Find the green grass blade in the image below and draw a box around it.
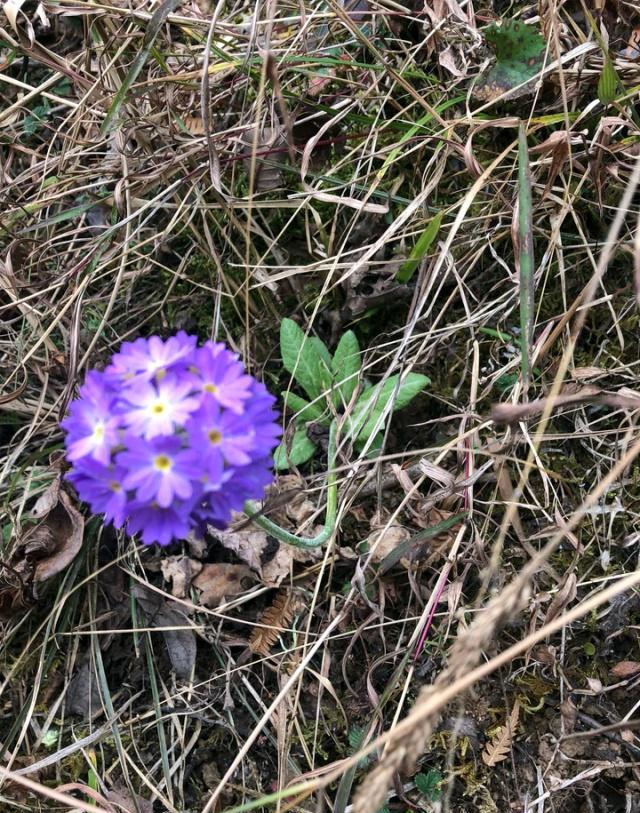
[101,0,181,134]
[396,211,443,284]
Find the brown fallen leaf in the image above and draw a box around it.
[609,661,640,680]
[67,660,102,719]
[106,785,153,813]
[214,525,318,586]
[482,699,520,766]
[241,126,285,192]
[132,585,197,679]
[192,563,255,608]
[249,589,297,655]
[364,524,411,564]
[17,487,84,584]
[161,555,203,599]
[544,572,577,625]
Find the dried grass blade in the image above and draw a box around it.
[517,122,535,390]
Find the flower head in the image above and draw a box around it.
[62,334,280,545]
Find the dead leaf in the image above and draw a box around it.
[214,525,317,586]
[241,126,285,192]
[132,585,197,678]
[482,699,520,766]
[30,477,61,519]
[3,0,27,32]
[609,661,640,680]
[560,697,578,733]
[249,589,297,655]
[192,563,255,608]
[17,488,84,584]
[544,573,577,624]
[161,555,203,599]
[586,677,603,694]
[67,660,102,720]
[365,524,411,564]
[106,785,153,813]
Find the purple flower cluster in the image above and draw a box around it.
[62,333,280,546]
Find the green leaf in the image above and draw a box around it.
[474,20,546,102]
[282,391,328,424]
[415,769,443,802]
[379,512,466,575]
[396,211,443,284]
[346,373,430,442]
[331,331,361,406]
[598,58,619,104]
[348,725,367,752]
[273,428,317,470]
[309,337,332,391]
[280,318,330,401]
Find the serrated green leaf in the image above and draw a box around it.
[598,58,619,104]
[282,391,329,424]
[331,331,361,406]
[280,318,329,401]
[396,211,443,284]
[415,769,443,801]
[348,725,366,752]
[474,20,546,102]
[273,428,317,470]
[346,373,430,442]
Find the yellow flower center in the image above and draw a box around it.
[154,455,172,472]
[109,480,121,493]
[152,403,165,415]
[203,383,218,394]
[155,369,167,381]
[207,429,222,445]
[94,424,104,440]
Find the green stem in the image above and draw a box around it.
[243,421,338,549]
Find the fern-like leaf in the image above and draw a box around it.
[249,590,295,655]
[481,700,520,766]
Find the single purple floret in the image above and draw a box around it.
[127,501,193,547]
[191,344,254,413]
[61,371,121,465]
[67,457,129,527]
[186,397,257,467]
[121,375,200,439]
[107,332,197,383]
[117,436,200,508]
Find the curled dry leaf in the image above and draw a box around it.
[241,126,285,192]
[214,524,318,586]
[67,660,102,720]
[161,555,203,599]
[16,485,84,584]
[192,563,255,608]
[544,573,577,625]
[559,696,578,733]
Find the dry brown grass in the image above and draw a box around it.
[1,0,639,810]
